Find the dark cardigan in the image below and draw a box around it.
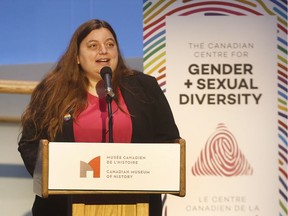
[18,72,180,216]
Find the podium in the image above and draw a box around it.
[33,139,186,216]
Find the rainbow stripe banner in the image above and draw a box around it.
[143,1,287,216]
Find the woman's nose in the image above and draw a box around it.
[99,44,107,54]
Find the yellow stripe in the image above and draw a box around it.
[256,0,275,15]
[146,59,166,75]
[144,51,166,70]
[278,55,288,65]
[235,0,257,7]
[277,16,288,27]
[143,0,166,21]
[278,105,288,112]
[144,0,177,24]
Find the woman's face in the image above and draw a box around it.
[78,28,118,84]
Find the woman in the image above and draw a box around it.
[18,19,180,216]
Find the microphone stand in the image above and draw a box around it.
[106,95,114,143]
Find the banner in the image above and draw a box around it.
[143,1,287,216]
[165,15,277,216]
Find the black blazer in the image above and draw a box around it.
[57,71,180,143]
[18,72,180,216]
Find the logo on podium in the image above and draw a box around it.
[80,156,101,178]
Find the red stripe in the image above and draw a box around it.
[144,22,165,40]
[181,7,245,15]
[144,1,262,33]
[277,23,288,34]
[279,167,288,179]
[278,120,288,130]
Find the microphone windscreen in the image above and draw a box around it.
[100,66,112,80]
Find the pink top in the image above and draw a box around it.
[73,90,132,143]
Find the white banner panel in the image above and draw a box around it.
[48,142,180,192]
[165,16,278,216]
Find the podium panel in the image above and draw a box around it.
[33,139,186,216]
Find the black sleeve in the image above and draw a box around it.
[148,75,180,142]
[17,123,44,176]
[121,72,180,143]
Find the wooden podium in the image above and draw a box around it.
[33,139,186,216]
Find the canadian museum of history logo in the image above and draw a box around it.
[192,123,253,177]
[80,156,101,178]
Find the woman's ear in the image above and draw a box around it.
[77,56,80,64]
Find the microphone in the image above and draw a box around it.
[100,66,115,98]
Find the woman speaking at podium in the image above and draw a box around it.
[18,19,180,216]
